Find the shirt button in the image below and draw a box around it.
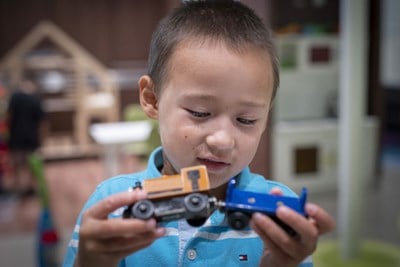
[187,249,197,260]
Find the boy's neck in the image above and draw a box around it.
[209,183,227,200]
[160,155,178,175]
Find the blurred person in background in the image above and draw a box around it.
[0,82,9,196]
[6,78,46,198]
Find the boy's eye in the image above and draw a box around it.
[237,117,257,125]
[185,109,210,118]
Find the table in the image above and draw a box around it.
[90,120,152,177]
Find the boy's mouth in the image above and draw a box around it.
[197,157,230,171]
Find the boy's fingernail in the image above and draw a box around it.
[252,212,264,222]
[146,219,156,229]
[155,227,166,236]
[306,203,318,215]
[136,190,147,198]
[278,206,290,216]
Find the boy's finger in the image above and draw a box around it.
[86,190,147,219]
[305,203,336,235]
[276,206,318,249]
[84,218,159,239]
[81,217,165,242]
[251,217,288,257]
[269,187,283,196]
[97,229,165,253]
[251,213,297,259]
[254,210,316,259]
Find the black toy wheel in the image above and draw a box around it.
[227,211,250,230]
[132,200,155,220]
[186,217,207,227]
[184,193,207,213]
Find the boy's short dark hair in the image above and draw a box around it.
[148,0,280,100]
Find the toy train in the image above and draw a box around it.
[123,165,308,235]
[221,178,308,236]
[123,166,217,227]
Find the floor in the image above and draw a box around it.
[0,149,398,266]
[0,154,146,266]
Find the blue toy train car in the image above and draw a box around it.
[221,179,308,236]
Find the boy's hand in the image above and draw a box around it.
[250,188,335,267]
[76,190,166,267]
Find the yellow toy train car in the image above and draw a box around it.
[123,165,217,227]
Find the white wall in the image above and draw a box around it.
[381,0,400,88]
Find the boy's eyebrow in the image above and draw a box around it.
[181,93,268,108]
[181,93,216,102]
[238,99,269,108]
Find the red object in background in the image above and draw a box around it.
[0,141,9,175]
[41,230,59,245]
[0,120,7,134]
[0,116,10,178]
[0,140,10,175]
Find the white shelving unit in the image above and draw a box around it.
[272,35,379,192]
[272,118,378,192]
[274,34,339,121]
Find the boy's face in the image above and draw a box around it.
[142,40,274,189]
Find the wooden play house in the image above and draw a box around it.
[0,21,120,158]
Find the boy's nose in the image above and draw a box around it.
[206,129,235,152]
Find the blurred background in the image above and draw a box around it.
[0,0,398,266]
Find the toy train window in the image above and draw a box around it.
[187,170,200,190]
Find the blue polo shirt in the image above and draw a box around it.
[63,147,313,267]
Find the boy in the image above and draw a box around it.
[64,1,335,266]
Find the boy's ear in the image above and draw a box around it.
[139,75,158,119]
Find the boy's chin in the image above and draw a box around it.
[208,173,232,187]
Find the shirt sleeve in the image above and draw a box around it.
[299,255,313,267]
[62,188,105,267]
